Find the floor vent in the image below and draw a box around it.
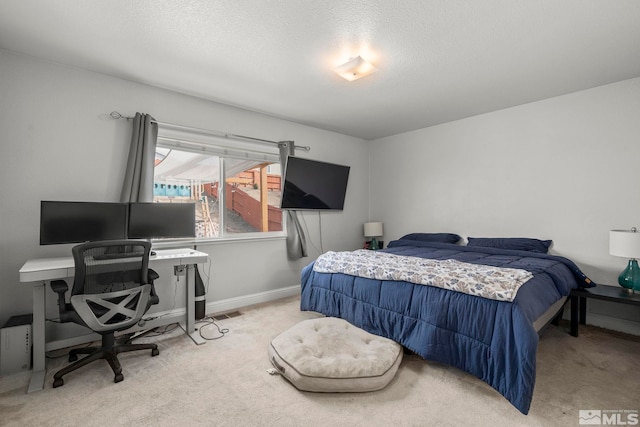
[211,311,242,321]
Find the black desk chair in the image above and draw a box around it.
[50,240,160,387]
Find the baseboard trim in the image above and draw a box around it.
[585,312,640,336]
[205,285,301,315]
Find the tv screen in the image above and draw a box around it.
[280,157,350,210]
[127,203,196,239]
[40,201,128,245]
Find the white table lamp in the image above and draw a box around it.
[609,227,640,293]
[364,222,383,250]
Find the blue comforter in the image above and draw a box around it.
[300,239,595,414]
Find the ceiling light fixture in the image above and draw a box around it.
[334,56,378,81]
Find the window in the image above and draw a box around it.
[153,127,283,240]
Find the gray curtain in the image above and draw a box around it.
[279,141,308,259]
[120,113,158,203]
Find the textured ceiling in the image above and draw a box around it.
[1,1,639,140]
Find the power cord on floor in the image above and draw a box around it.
[157,323,181,335]
[195,316,229,340]
[132,323,180,338]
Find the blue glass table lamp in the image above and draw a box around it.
[609,228,640,293]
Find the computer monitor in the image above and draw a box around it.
[40,201,128,245]
[127,202,196,239]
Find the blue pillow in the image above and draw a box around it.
[400,233,461,244]
[467,237,552,253]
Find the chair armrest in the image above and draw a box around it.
[148,269,159,283]
[50,280,76,321]
[147,269,160,305]
[50,280,69,311]
[50,279,68,295]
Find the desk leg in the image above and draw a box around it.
[179,264,205,345]
[570,294,579,337]
[28,282,47,393]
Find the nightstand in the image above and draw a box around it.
[570,285,640,337]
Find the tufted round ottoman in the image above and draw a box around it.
[268,317,403,393]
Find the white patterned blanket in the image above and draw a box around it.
[313,250,533,302]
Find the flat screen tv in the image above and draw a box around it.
[127,202,196,239]
[40,201,128,245]
[280,157,350,210]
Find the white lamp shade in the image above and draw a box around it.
[364,222,383,237]
[609,229,640,258]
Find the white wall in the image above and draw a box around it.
[3,48,637,335]
[370,78,640,333]
[0,50,369,326]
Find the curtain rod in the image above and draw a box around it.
[109,111,310,152]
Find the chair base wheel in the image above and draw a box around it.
[152,348,159,356]
[53,378,64,388]
[69,354,78,362]
[114,373,124,383]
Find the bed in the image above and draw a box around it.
[300,235,595,414]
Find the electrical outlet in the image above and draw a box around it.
[174,265,186,276]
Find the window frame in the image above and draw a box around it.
[153,126,286,244]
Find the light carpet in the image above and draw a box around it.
[0,296,638,427]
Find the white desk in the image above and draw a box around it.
[19,247,208,393]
